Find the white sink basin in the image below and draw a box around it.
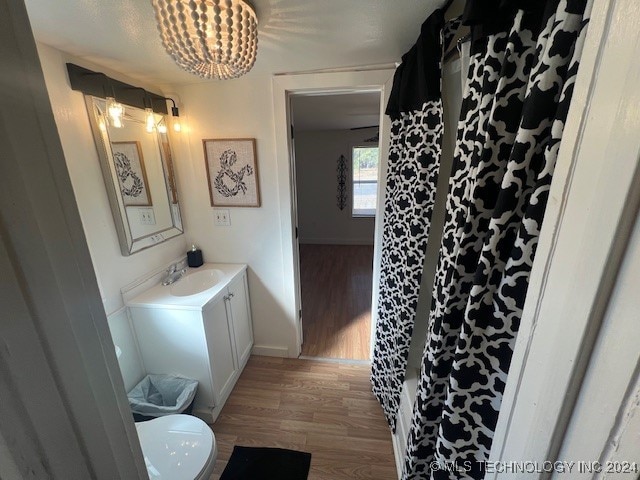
[170,269,223,297]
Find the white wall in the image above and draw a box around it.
[0,430,23,480]
[175,72,295,356]
[36,43,187,316]
[553,209,640,478]
[175,71,394,357]
[107,308,146,392]
[294,127,377,245]
[36,43,190,392]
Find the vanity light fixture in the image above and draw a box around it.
[67,64,169,116]
[66,64,179,133]
[166,98,182,133]
[151,0,258,80]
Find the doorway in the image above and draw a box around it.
[290,92,382,361]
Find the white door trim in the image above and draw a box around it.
[272,69,395,358]
[490,0,640,473]
[1,1,146,477]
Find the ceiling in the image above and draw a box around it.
[24,0,442,88]
[291,92,381,131]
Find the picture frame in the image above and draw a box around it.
[203,138,261,207]
[110,141,152,206]
[161,140,179,205]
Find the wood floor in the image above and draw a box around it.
[209,356,396,480]
[299,244,374,360]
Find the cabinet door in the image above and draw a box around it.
[228,273,254,367]
[202,297,237,404]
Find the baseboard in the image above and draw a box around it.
[251,345,289,357]
[298,355,370,365]
[391,378,416,479]
[392,429,404,480]
[299,238,374,245]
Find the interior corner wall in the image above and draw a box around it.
[294,127,377,245]
[36,42,187,317]
[173,73,298,356]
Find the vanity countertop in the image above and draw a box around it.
[126,263,247,311]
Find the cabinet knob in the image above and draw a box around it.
[229,292,235,299]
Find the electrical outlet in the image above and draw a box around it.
[150,233,164,243]
[139,208,156,225]
[214,208,231,226]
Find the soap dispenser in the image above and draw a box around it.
[187,244,204,268]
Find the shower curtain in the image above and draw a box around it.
[403,0,592,478]
[371,6,461,429]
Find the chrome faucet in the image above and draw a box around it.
[162,264,187,286]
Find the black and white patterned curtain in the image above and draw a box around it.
[371,6,461,429]
[404,0,591,478]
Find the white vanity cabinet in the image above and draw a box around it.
[127,264,253,423]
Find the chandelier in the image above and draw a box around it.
[151,0,258,80]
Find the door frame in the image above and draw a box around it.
[272,69,395,358]
[1,1,147,477]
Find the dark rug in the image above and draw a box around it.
[220,446,312,480]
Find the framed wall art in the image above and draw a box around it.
[110,141,152,206]
[203,138,261,207]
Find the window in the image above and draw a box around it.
[352,146,379,217]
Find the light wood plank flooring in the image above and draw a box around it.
[209,356,395,480]
[300,244,374,360]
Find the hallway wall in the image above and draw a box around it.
[294,127,378,245]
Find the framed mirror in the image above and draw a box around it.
[85,96,183,255]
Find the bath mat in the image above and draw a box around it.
[220,446,311,480]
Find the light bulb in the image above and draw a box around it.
[170,104,181,133]
[145,108,155,133]
[158,124,168,134]
[106,96,124,128]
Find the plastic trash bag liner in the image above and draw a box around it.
[128,374,198,417]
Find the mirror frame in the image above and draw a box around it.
[84,95,184,255]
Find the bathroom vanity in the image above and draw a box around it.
[127,263,253,423]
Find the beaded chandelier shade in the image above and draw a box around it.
[151,0,258,80]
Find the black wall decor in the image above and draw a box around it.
[336,155,347,210]
[66,63,168,115]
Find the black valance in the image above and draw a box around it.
[464,0,555,55]
[385,8,445,119]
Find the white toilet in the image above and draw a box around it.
[135,414,217,480]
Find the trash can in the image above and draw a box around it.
[128,374,199,422]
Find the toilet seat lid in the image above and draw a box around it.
[136,414,215,480]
